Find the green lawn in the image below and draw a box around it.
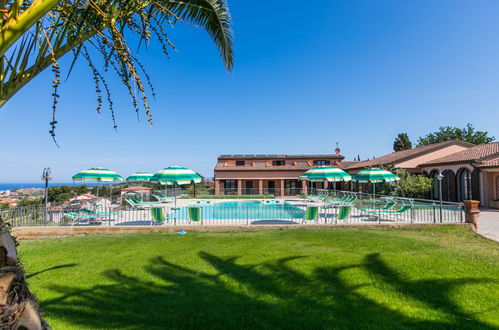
[19,226,499,330]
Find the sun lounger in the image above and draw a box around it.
[152,193,175,203]
[367,204,413,221]
[63,212,102,225]
[303,189,330,203]
[359,200,397,212]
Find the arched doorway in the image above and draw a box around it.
[458,168,472,201]
[442,169,457,202]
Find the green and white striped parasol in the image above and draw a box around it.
[352,168,399,200]
[72,168,123,182]
[352,168,399,183]
[126,172,153,182]
[299,166,352,182]
[72,168,123,198]
[151,166,202,185]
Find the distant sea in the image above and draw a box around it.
[0,182,117,191]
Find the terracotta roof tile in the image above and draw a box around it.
[339,161,358,169]
[422,142,499,166]
[346,140,474,170]
[477,155,499,168]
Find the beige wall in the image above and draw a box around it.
[397,145,470,169]
[215,170,306,180]
[481,170,499,206]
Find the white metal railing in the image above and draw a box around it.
[1,193,465,227]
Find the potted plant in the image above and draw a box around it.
[463,200,480,212]
[490,198,499,209]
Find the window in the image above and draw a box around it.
[223,180,237,195]
[235,160,245,166]
[272,160,285,166]
[313,160,331,166]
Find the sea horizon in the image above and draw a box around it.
[0,182,121,191]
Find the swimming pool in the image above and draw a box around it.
[171,200,305,221]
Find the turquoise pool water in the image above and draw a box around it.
[172,200,305,220]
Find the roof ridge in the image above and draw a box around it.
[346,139,473,169]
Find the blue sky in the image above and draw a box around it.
[1,0,499,182]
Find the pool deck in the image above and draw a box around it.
[477,208,499,242]
[12,222,475,240]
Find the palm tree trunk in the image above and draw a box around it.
[0,217,49,329]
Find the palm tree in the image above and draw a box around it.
[0,0,233,139]
[0,2,232,327]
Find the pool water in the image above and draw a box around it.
[172,200,305,220]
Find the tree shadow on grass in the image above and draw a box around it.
[26,263,78,279]
[40,253,497,329]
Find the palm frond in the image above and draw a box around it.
[0,0,234,139]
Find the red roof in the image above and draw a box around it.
[422,142,499,166]
[476,155,499,168]
[346,140,474,170]
[121,186,152,191]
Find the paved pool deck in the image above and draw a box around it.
[478,208,499,242]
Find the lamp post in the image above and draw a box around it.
[41,168,52,225]
[437,172,444,223]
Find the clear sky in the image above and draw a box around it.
[1,0,499,182]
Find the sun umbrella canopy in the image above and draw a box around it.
[126,172,153,182]
[72,168,123,182]
[299,166,352,182]
[352,168,399,183]
[151,166,202,185]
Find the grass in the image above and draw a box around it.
[19,226,499,329]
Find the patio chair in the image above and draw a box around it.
[188,207,201,223]
[151,207,166,225]
[303,206,319,223]
[335,205,351,223]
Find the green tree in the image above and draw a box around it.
[394,169,433,198]
[393,133,412,151]
[18,198,43,206]
[74,184,89,195]
[55,192,71,202]
[0,0,233,141]
[376,169,433,198]
[417,124,495,146]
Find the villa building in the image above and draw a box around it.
[419,142,499,206]
[214,140,499,207]
[214,154,344,196]
[344,140,474,174]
